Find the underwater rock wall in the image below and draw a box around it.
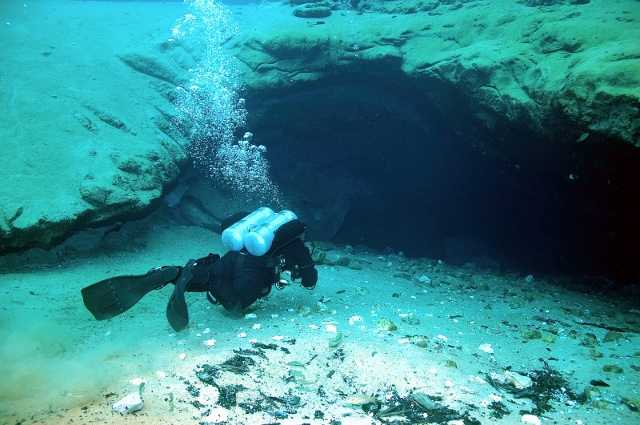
[227,0,640,279]
[2,0,638,268]
[231,0,640,153]
[0,2,192,253]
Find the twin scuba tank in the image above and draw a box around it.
[221,207,305,256]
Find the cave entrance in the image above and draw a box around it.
[245,82,637,282]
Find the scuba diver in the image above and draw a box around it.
[81,208,318,332]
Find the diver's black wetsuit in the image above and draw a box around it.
[185,238,317,315]
[80,214,318,331]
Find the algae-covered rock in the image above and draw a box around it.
[292,6,331,18]
[297,305,312,316]
[400,313,421,325]
[579,333,599,348]
[377,318,397,331]
[440,360,458,368]
[603,331,626,343]
[233,0,640,164]
[540,334,556,343]
[621,397,640,411]
[589,349,604,359]
[348,260,364,270]
[520,328,542,340]
[328,332,343,348]
[602,364,624,374]
[408,335,429,348]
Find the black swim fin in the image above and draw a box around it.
[81,266,180,321]
[166,259,197,332]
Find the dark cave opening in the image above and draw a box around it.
[246,82,639,284]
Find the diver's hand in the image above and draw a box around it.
[288,266,317,290]
[290,268,302,281]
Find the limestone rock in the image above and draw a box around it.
[504,370,533,390]
[293,6,332,18]
[0,3,191,253]
[232,1,640,148]
[113,392,144,415]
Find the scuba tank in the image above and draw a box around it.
[221,207,274,251]
[245,210,297,256]
[221,207,307,257]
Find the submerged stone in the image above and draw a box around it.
[377,317,397,331]
[292,6,331,18]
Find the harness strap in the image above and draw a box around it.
[234,251,247,277]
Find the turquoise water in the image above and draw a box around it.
[1,0,639,423]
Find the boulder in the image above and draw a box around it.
[292,6,332,18]
[0,2,192,253]
[231,1,640,148]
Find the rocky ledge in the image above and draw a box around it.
[0,2,191,253]
[1,0,638,265]
[232,0,639,150]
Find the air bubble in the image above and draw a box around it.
[171,1,281,204]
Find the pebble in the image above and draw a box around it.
[521,414,541,425]
[478,343,494,353]
[245,313,258,319]
[252,324,261,330]
[349,315,363,324]
[505,370,533,389]
[400,313,421,325]
[377,318,397,331]
[179,353,187,360]
[237,333,247,338]
[203,407,228,423]
[272,335,284,341]
[326,324,338,333]
[204,339,216,345]
[113,392,143,415]
[297,305,312,316]
[489,394,502,402]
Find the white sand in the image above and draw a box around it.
[0,208,638,424]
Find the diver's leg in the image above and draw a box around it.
[166,259,213,331]
[207,274,262,316]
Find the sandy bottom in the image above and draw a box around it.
[0,208,638,425]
